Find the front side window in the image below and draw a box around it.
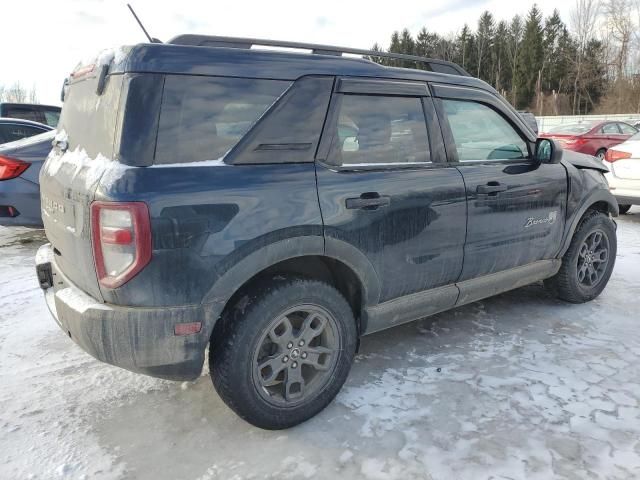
[156,76,290,164]
[328,95,430,166]
[442,99,528,161]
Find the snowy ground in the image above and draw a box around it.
[1,210,640,480]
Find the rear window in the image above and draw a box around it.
[3,106,44,124]
[155,76,290,164]
[58,74,123,160]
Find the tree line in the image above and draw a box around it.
[0,83,39,104]
[369,1,640,115]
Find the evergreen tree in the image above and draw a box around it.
[368,43,385,65]
[507,15,524,105]
[388,31,402,67]
[372,4,609,114]
[581,39,607,112]
[515,5,544,108]
[399,28,416,68]
[492,21,511,92]
[476,11,495,80]
[416,27,440,60]
[456,25,477,74]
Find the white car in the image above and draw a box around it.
[604,132,640,214]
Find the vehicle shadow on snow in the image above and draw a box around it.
[91,282,600,479]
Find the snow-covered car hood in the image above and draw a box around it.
[561,149,609,173]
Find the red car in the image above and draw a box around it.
[540,121,638,159]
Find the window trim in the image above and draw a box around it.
[431,84,535,165]
[337,77,430,96]
[316,79,442,171]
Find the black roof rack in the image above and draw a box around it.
[168,34,470,77]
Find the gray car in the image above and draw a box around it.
[0,127,54,226]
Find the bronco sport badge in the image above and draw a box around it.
[525,211,558,228]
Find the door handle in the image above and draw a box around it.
[346,193,391,210]
[476,183,508,195]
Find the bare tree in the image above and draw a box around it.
[0,82,32,103]
[28,85,38,104]
[603,0,633,78]
[570,0,601,113]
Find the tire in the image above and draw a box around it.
[596,148,607,160]
[618,204,632,214]
[545,210,616,303]
[209,277,357,429]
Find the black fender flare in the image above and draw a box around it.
[199,235,381,339]
[558,188,618,257]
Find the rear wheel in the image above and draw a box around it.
[618,204,632,214]
[210,277,357,429]
[596,148,607,160]
[545,210,616,303]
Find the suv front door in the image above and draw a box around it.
[315,78,467,328]
[432,84,567,282]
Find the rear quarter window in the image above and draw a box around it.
[155,76,290,164]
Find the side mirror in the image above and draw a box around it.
[60,78,69,103]
[535,138,562,164]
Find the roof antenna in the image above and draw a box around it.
[127,4,161,43]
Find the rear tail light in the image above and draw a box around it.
[560,137,586,148]
[91,202,152,288]
[604,149,632,163]
[0,155,30,181]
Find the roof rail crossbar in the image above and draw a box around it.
[168,34,470,76]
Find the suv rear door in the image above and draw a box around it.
[40,71,124,300]
[432,84,566,281]
[315,78,467,315]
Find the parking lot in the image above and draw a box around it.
[0,210,639,479]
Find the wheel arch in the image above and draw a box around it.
[201,236,380,342]
[558,189,618,257]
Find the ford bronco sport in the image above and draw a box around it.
[36,36,618,429]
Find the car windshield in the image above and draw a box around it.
[547,123,594,134]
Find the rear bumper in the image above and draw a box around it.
[606,175,640,205]
[36,243,218,381]
[0,176,43,226]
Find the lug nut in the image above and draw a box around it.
[287,342,293,349]
[301,352,307,359]
[298,340,305,347]
[292,362,298,368]
[282,356,289,363]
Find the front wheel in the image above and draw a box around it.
[210,277,357,429]
[596,148,607,160]
[545,210,616,303]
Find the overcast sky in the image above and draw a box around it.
[1,0,575,105]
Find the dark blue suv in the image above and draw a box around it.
[36,36,618,429]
